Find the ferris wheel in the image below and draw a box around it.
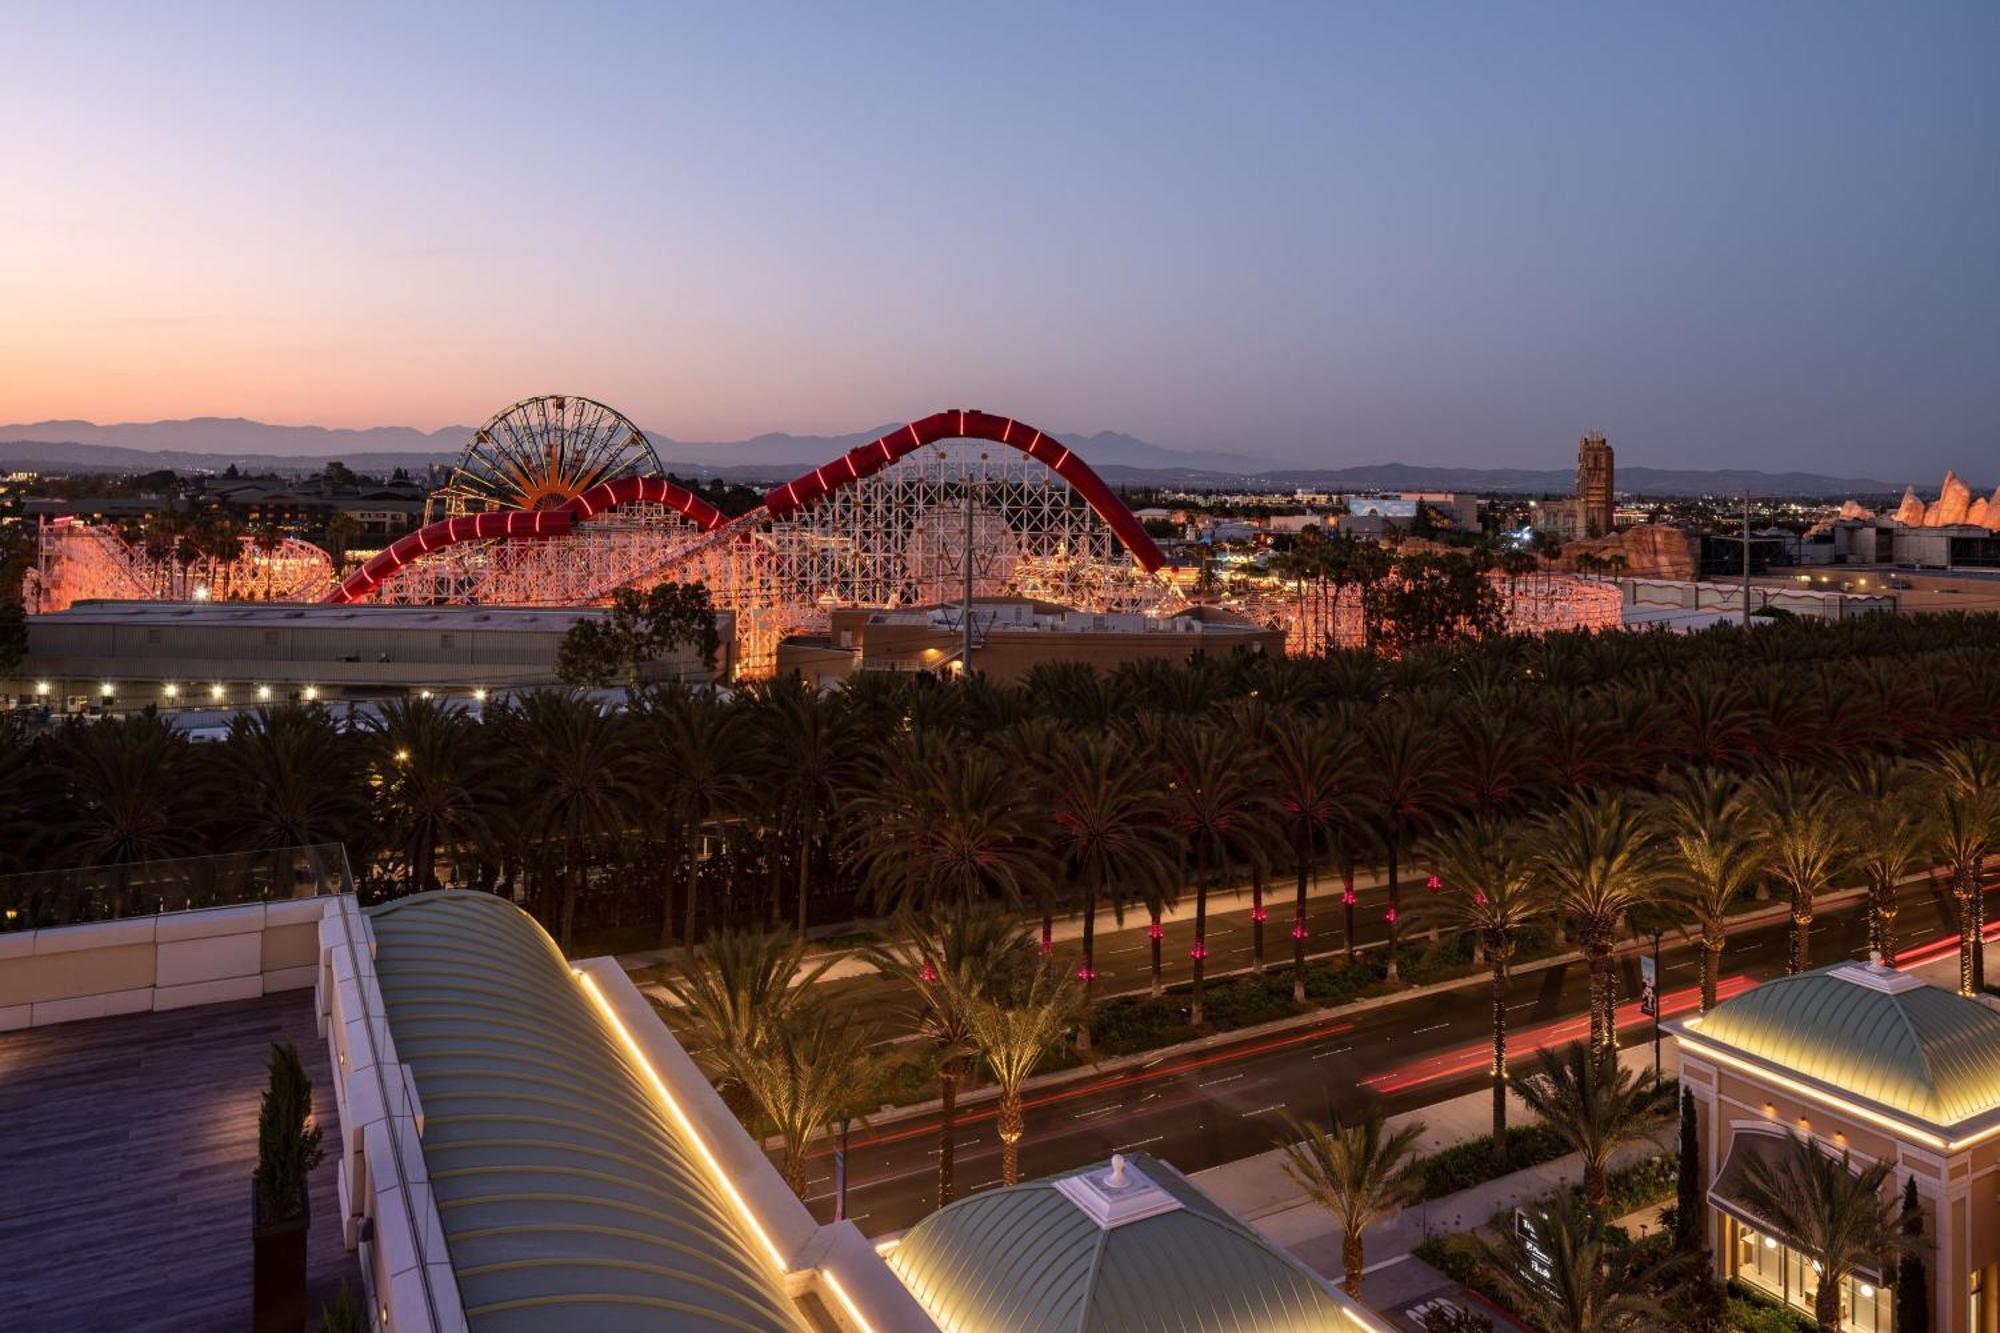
[428,395,664,521]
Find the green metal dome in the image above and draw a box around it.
[1686,961,2000,1129]
[887,1154,1375,1332]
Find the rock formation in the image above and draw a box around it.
[1553,524,1696,580]
[1855,472,2000,532]
[1894,486,1926,525]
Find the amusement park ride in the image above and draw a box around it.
[24,394,1622,675]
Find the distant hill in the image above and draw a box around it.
[0,415,1926,497]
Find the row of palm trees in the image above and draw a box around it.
[6,612,1999,973]
[1429,745,2000,1160]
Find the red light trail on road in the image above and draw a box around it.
[1364,974,1758,1095]
[816,1016,1358,1158]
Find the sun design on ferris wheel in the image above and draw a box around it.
[428,395,664,522]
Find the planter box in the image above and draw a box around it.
[251,1183,310,1333]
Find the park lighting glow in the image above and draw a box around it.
[473,687,488,702]
[210,684,225,700]
[1291,921,1309,941]
[1189,940,1208,961]
[419,689,434,700]
[163,683,179,698]
[256,685,272,700]
[99,682,114,697]
[34,680,49,696]
[191,584,210,601]
[394,749,410,763]
[303,686,319,700]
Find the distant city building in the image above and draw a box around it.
[1578,432,1615,538]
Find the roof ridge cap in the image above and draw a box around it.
[1890,987,1943,1122]
[1076,1224,1111,1333]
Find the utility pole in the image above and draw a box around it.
[961,454,980,674]
[1741,489,1752,628]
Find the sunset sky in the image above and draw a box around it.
[3,3,1996,471]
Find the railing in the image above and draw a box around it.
[0,843,352,932]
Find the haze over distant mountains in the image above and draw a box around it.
[0,415,1926,498]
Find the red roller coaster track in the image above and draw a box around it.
[762,409,1166,573]
[332,473,729,603]
[329,410,1161,604]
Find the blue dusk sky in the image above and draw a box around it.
[2,2,1995,474]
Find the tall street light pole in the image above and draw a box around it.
[1742,490,1752,629]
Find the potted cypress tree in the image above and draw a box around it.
[252,1040,325,1333]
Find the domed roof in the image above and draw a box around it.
[887,1153,1374,1333]
[1683,960,2000,1131]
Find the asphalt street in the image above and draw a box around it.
[803,878,1973,1237]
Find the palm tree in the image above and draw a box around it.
[503,690,641,951]
[863,907,1036,1206]
[209,704,363,852]
[1271,719,1361,1001]
[734,1004,872,1196]
[1475,1190,1665,1333]
[1655,768,1765,1013]
[659,925,835,1074]
[1515,1041,1670,1213]
[1845,755,1928,967]
[752,676,858,942]
[365,696,499,892]
[1041,734,1175,1026]
[1755,767,1852,976]
[1930,742,2000,994]
[48,713,208,866]
[1732,1133,1921,1333]
[640,688,756,948]
[1278,1104,1426,1299]
[1421,815,1548,1152]
[1536,791,1665,1057]
[847,735,1050,918]
[965,960,1083,1186]
[1164,723,1280,1025]
[1360,710,1452,982]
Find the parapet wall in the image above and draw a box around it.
[0,897,324,1030]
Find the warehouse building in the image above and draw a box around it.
[5,600,734,713]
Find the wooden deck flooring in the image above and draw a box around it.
[0,991,360,1332]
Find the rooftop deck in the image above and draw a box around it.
[0,991,359,1331]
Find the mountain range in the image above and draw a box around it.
[0,416,1927,498]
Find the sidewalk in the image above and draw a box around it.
[1192,1042,1681,1330]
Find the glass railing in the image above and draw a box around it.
[0,843,352,931]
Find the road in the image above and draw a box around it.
[802,878,1973,1237]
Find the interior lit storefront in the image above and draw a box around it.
[1724,1216,1892,1333]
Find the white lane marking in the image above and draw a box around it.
[1072,1104,1120,1121]
[1241,1103,1288,1117]
[1115,1135,1165,1152]
[1199,1074,1245,1088]
[1413,1023,1449,1034]
[1311,1046,1354,1060]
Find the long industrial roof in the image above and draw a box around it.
[366,891,805,1333]
[1684,961,2000,1131]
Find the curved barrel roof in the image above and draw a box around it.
[1688,961,2000,1130]
[888,1154,1371,1332]
[367,891,804,1333]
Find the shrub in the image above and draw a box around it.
[319,1282,368,1333]
[253,1040,325,1223]
[1725,1280,1818,1333]
[1413,1124,1568,1200]
[1606,1154,1678,1216]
